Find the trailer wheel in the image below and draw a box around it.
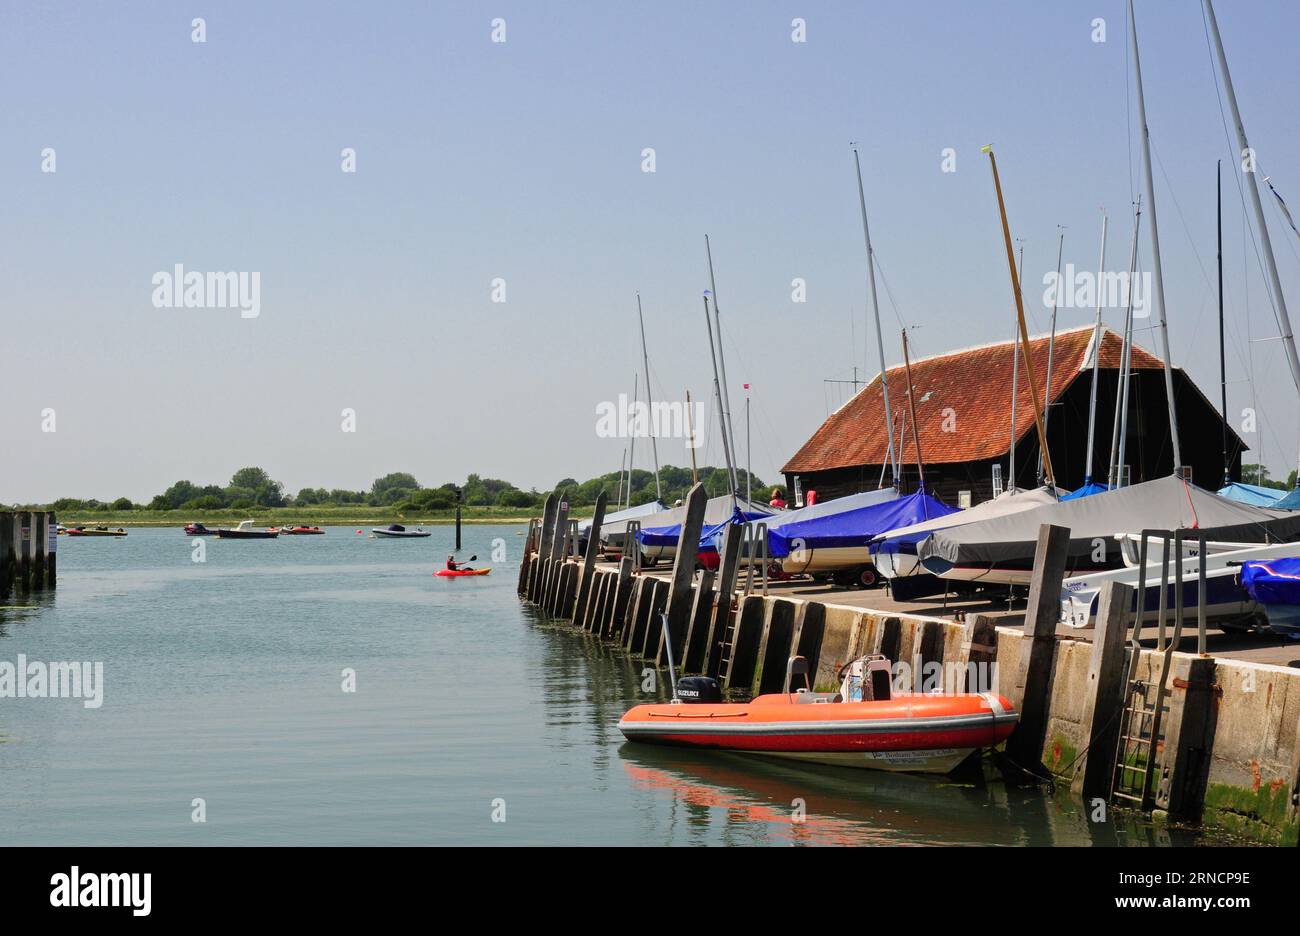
[857,566,877,588]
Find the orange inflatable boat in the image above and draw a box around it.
[619,654,1018,774]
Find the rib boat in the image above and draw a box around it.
[619,655,1017,774]
[371,524,431,539]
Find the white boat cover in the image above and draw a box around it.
[919,475,1300,568]
[870,486,1058,547]
[578,500,665,535]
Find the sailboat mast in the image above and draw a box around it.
[1218,161,1229,484]
[853,146,899,484]
[1009,248,1021,489]
[626,371,639,511]
[685,389,699,485]
[703,294,739,494]
[1083,211,1108,486]
[745,393,752,505]
[705,235,740,478]
[901,329,924,489]
[1128,0,1183,473]
[982,145,1056,487]
[1110,198,1142,488]
[1204,0,1300,480]
[1039,229,1065,485]
[636,292,663,501]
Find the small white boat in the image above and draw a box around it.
[371,524,431,539]
[1059,540,1300,630]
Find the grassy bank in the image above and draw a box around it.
[56,506,558,528]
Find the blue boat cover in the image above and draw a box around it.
[1273,487,1300,510]
[638,508,771,549]
[696,508,771,554]
[765,491,957,559]
[1060,481,1111,501]
[1218,481,1288,507]
[1240,557,1300,606]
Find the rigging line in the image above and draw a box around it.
[870,252,908,333]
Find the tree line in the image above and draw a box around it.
[52,465,771,513]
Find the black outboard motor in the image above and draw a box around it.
[674,676,722,704]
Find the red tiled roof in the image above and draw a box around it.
[782,326,1165,472]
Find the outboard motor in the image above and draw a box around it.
[674,676,722,704]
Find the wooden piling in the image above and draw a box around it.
[0,512,14,599]
[517,518,539,595]
[1005,523,1072,771]
[605,557,635,639]
[1073,581,1135,799]
[625,577,651,651]
[18,511,33,593]
[681,570,716,673]
[724,594,766,694]
[877,616,902,663]
[637,580,669,659]
[31,512,47,592]
[543,499,570,613]
[792,601,826,685]
[1156,656,1219,824]
[658,483,708,666]
[587,571,610,634]
[530,496,557,603]
[571,493,607,625]
[959,614,999,693]
[756,599,797,695]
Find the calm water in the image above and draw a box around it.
[0,525,1212,846]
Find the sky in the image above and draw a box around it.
[3,0,1299,503]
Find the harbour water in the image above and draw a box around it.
[0,525,1227,846]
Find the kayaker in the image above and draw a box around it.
[446,554,460,571]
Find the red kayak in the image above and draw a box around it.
[434,567,491,577]
[281,526,325,535]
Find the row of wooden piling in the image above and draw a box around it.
[0,510,57,599]
[515,483,823,696]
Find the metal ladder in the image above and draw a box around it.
[1110,528,1204,809]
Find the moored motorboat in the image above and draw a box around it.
[371,524,431,539]
[215,520,279,539]
[619,654,1018,774]
[184,522,216,535]
[65,526,127,537]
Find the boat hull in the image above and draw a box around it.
[434,568,491,577]
[215,530,278,539]
[619,692,1017,774]
[371,528,431,538]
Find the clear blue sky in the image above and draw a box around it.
[3,0,1299,503]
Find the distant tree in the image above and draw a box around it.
[110,497,134,511]
[182,495,225,510]
[498,489,536,508]
[159,480,201,509]
[229,467,273,491]
[229,497,254,511]
[52,497,85,512]
[372,472,420,498]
